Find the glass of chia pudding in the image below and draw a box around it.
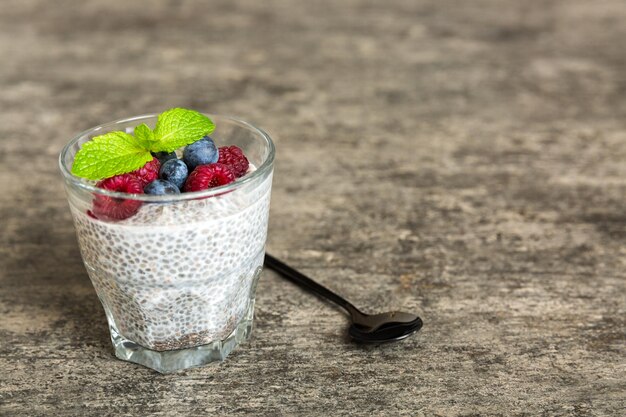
[59,111,274,373]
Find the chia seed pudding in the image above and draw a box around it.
[60,111,275,370]
[70,166,271,351]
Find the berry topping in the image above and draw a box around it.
[159,159,188,190]
[218,145,249,178]
[131,157,161,186]
[92,174,144,220]
[183,136,218,171]
[152,151,178,164]
[184,163,235,192]
[144,179,180,195]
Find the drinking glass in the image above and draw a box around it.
[59,114,274,373]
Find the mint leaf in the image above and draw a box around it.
[71,131,153,180]
[133,123,156,149]
[151,108,215,152]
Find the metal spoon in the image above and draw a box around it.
[264,254,423,343]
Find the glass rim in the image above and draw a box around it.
[59,113,275,202]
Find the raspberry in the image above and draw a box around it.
[96,173,145,194]
[92,174,144,221]
[218,146,249,178]
[131,157,161,185]
[184,163,235,192]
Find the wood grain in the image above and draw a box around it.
[1,0,625,415]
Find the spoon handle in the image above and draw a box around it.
[264,253,357,314]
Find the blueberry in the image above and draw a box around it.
[152,151,178,164]
[159,159,188,190]
[183,136,218,171]
[144,179,180,195]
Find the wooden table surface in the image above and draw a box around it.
[1,1,625,415]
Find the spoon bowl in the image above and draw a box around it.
[349,316,423,343]
[350,310,422,333]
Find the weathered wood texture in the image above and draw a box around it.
[1,0,625,415]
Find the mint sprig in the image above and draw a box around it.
[71,108,215,180]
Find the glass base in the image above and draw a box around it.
[109,302,255,373]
